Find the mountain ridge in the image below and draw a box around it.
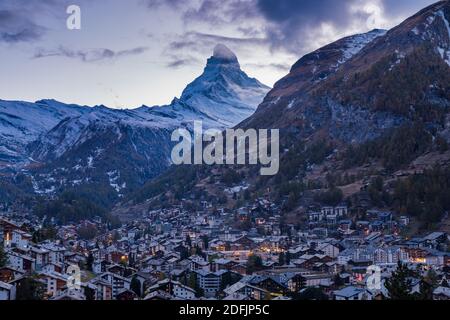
[118,1,450,224]
[0,44,270,202]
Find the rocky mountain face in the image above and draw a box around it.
[0,45,269,201]
[243,1,450,144]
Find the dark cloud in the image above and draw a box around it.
[142,0,187,10]
[252,0,437,53]
[0,0,74,44]
[148,0,438,57]
[255,0,366,52]
[0,9,46,43]
[33,46,149,62]
[183,0,259,25]
[257,0,355,26]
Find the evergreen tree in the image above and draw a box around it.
[278,252,285,266]
[385,262,415,300]
[201,235,209,250]
[15,277,45,300]
[130,275,142,298]
[246,254,263,274]
[86,253,94,272]
[0,242,8,268]
[417,279,434,300]
[185,235,192,248]
[285,252,291,265]
[417,270,439,300]
[333,274,345,288]
[85,286,96,300]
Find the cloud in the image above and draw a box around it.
[33,46,149,62]
[255,0,373,52]
[165,30,270,67]
[183,0,259,25]
[243,62,291,71]
[166,56,201,68]
[167,31,269,56]
[172,31,267,48]
[381,0,437,18]
[0,0,76,44]
[0,9,46,43]
[141,0,187,10]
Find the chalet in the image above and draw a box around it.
[248,275,288,296]
[338,220,352,232]
[90,278,113,300]
[37,271,69,298]
[7,251,36,272]
[293,254,333,270]
[29,246,50,271]
[10,230,32,249]
[195,269,227,297]
[423,232,448,249]
[302,273,333,287]
[143,290,173,300]
[0,266,24,283]
[99,272,131,299]
[41,243,65,265]
[189,255,209,272]
[230,236,256,250]
[317,243,340,258]
[116,288,137,300]
[51,289,85,300]
[0,219,23,247]
[308,212,323,223]
[334,286,373,300]
[93,259,111,274]
[146,278,196,299]
[223,281,270,300]
[282,273,306,292]
[210,258,236,272]
[169,269,188,283]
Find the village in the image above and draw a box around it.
[1,199,450,301]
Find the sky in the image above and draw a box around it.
[0,0,438,108]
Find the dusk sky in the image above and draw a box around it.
[0,0,438,108]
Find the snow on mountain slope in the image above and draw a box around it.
[11,44,270,196]
[30,44,270,163]
[0,99,88,164]
[241,29,387,129]
[178,44,270,127]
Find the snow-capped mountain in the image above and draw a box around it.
[29,44,269,163]
[178,44,270,127]
[0,44,269,198]
[0,99,88,164]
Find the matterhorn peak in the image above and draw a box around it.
[212,44,238,62]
